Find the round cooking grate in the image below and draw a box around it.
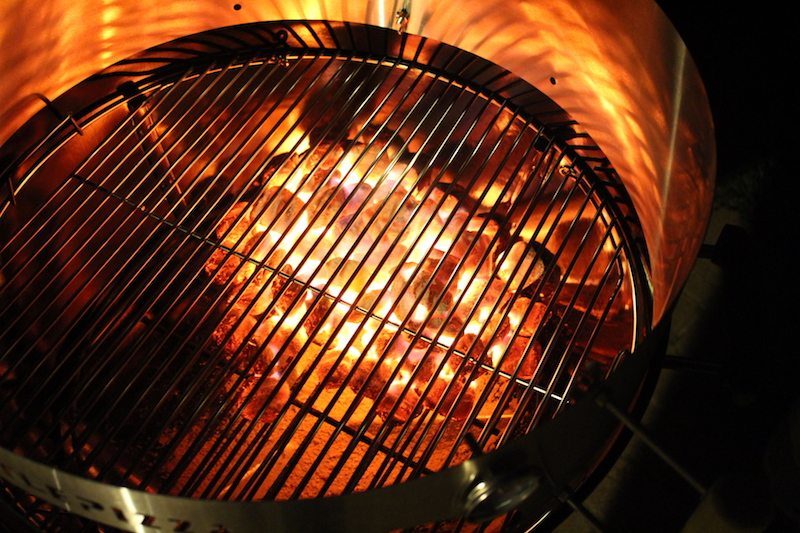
[0,20,650,531]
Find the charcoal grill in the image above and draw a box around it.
[0,2,714,532]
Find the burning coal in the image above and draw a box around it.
[204,131,551,426]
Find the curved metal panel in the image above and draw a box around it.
[0,0,714,324]
[0,1,706,528]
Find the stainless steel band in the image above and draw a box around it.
[0,442,471,532]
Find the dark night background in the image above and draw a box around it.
[557,3,800,531]
[657,2,798,456]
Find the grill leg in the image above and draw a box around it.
[595,391,707,496]
[560,490,607,533]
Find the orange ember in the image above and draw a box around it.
[165,126,578,505]
[203,133,549,429]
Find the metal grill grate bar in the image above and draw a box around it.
[0,59,248,380]
[261,91,520,501]
[47,53,372,474]
[75,55,372,458]
[114,55,416,492]
[194,61,493,500]
[1,55,320,440]
[362,140,567,490]
[394,158,591,483]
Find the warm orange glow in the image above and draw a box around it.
[0,0,713,325]
[204,130,554,426]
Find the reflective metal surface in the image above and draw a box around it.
[0,325,666,532]
[0,0,715,324]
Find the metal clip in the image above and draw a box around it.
[269,28,290,67]
[34,93,84,136]
[395,8,410,35]
[558,163,578,178]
